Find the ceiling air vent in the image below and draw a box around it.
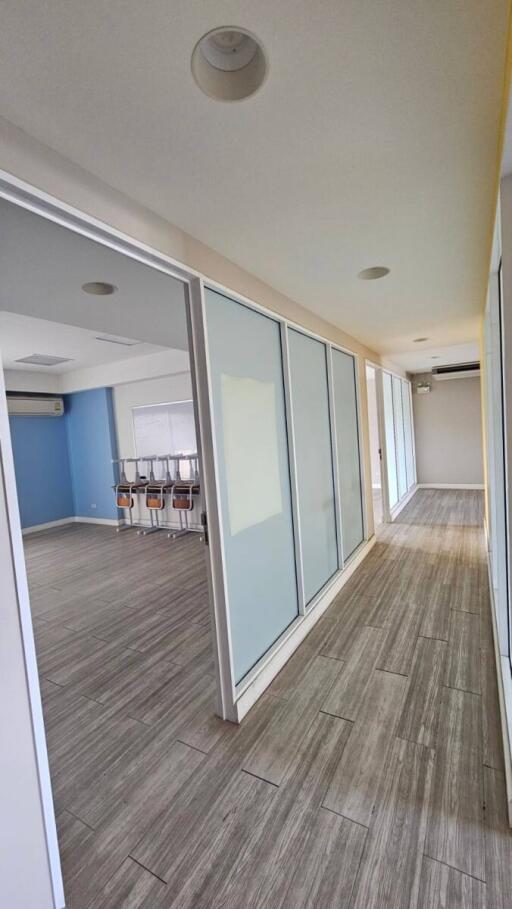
[432,362,480,380]
[95,335,139,347]
[15,354,73,367]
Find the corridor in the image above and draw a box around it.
[32,489,511,907]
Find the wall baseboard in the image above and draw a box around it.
[22,517,74,535]
[484,522,512,827]
[22,515,121,534]
[73,516,120,527]
[417,482,485,490]
[233,535,376,722]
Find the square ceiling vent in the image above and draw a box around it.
[15,354,73,367]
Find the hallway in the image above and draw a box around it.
[32,489,511,907]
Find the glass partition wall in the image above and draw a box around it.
[382,370,416,516]
[201,286,366,709]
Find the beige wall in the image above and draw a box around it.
[412,374,484,485]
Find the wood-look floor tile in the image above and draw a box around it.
[418,856,486,909]
[322,625,387,721]
[484,766,512,908]
[397,636,447,747]
[445,611,481,694]
[322,669,407,825]
[482,646,504,771]
[351,737,434,909]
[86,858,167,909]
[426,686,484,880]
[375,597,424,675]
[243,654,343,785]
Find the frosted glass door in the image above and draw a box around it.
[204,289,299,683]
[383,372,398,508]
[402,380,415,490]
[288,329,338,603]
[392,375,407,500]
[331,348,364,559]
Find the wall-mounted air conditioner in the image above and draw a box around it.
[6,394,64,416]
[432,362,480,381]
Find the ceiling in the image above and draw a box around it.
[389,341,480,375]
[0,199,188,350]
[0,312,169,373]
[0,2,508,361]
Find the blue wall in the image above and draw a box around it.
[9,387,119,528]
[65,388,118,520]
[9,414,74,528]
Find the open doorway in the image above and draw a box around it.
[0,196,221,905]
[365,363,384,527]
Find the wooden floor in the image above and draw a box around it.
[28,489,512,908]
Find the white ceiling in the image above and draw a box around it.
[0,312,169,373]
[0,199,188,349]
[0,2,508,362]
[389,341,480,375]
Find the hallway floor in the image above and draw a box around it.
[29,490,512,907]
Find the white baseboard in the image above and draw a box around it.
[22,517,74,535]
[484,531,512,826]
[22,515,121,534]
[233,535,376,722]
[73,516,120,527]
[390,484,417,520]
[418,483,484,490]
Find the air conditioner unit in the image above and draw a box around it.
[432,362,480,381]
[6,394,64,416]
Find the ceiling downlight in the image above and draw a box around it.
[357,266,390,280]
[81,281,117,296]
[191,27,267,101]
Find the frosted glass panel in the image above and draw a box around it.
[383,372,398,508]
[204,289,299,683]
[392,376,407,500]
[331,348,364,559]
[402,381,415,490]
[288,329,338,602]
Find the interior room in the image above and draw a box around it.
[2,4,512,909]
[0,198,223,904]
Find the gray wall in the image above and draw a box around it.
[412,374,483,485]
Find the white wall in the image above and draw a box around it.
[412,374,484,485]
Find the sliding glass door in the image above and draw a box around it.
[382,370,416,515]
[287,330,338,603]
[331,348,364,559]
[204,289,299,683]
[197,285,367,713]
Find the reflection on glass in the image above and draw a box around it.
[288,329,338,603]
[204,289,299,683]
[393,376,407,500]
[383,372,398,508]
[402,380,415,490]
[331,348,364,559]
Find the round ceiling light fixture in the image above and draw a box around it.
[191,27,267,101]
[81,281,117,296]
[357,266,390,280]
[413,337,429,343]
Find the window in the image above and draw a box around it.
[132,400,196,479]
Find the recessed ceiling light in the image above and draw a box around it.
[357,266,390,280]
[431,355,440,359]
[413,337,429,343]
[81,281,117,296]
[191,27,267,101]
